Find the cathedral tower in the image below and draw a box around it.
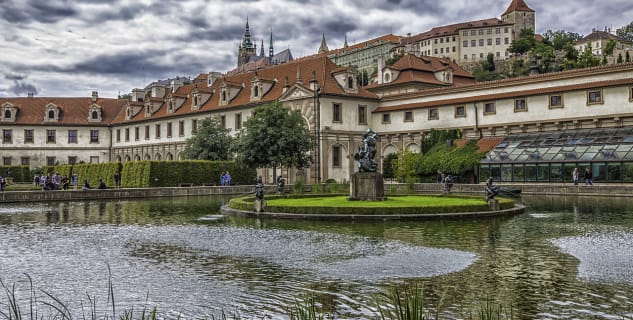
[238,18,257,67]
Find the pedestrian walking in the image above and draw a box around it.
[572,167,579,187]
[584,168,593,186]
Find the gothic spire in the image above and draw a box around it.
[344,34,348,48]
[260,39,265,56]
[241,17,254,49]
[318,33,329,53]
[269,28,274,63]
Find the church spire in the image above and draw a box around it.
[344,34,348,48]
[241,17,254,49]
[269,28,274,63]
[318,33,329,53]
[260,39,265,56]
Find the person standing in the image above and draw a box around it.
[72,173,78,189]
[220,172,226,186]
[584,168,593,186]
[225,172,231,186]
[572,168,579,187]
[114,172,120,188]
[0,175,4,191]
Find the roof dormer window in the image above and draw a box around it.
[348,76,354,89]
[88,104,103,122]
[44,103,60,122]
[4,110,10,118]
[91,111,98,119]
[254,85,259,97]
[1,103,18,122]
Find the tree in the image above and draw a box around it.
[509,29,537,55]
[232,102,312,172]
[472,53,503,81]
[616,21,633,42]
[392,149,421,183]
[604,39,617,57]
[382,153,397,179]
[576,46,601,68]
[543,30,582,51]
[182,116,233,160]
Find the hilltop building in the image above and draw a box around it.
[574,28,633,64]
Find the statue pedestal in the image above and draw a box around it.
[349,172,386,201]
[254,200,266,213]
[488,199,499,211]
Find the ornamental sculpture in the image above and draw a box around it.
[354,128,378,172]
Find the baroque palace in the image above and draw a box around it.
[3,0,633,184]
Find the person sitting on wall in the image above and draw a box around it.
[98,179,106,189]
[83,180,91,190]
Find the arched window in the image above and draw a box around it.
[4,110,11,118]
[384,73,391,83]
[48,110,55,119]
[222,90,227,102]
[347,76,354,89]
[193,95,198,106]
[91,110,98,119]
[254,85,259,97]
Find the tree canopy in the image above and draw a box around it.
[617,21,633,42]
[182,116,233,161]
[232,102,313,170]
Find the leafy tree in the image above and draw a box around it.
[604,39,617,56]
[472,53,503,81]
[530,41,557,72]
[182,116,233,160]
[543,30,582,50]
[392,149,421,183]
[232,102,313,172]
[421,129,461,154]
[386,51,405,65]
[509,29,537,55]
[382,152,397,179]
[576,45,601,68]
[417,140,483,181]
[616,21,633,42]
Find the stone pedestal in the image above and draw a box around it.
[254,200,266,213]
[488,199,500,211]
[349,172,386,201]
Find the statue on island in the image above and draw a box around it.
[485,177,500,201]
[354,128,378,172]
[255,176,265,201]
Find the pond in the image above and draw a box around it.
[0,195,632,319]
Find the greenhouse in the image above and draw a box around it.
[479,127,633,183]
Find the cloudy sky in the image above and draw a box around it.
[1,0,632,98]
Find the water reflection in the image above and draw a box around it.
[0,195,632,319]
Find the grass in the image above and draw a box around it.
[266,195,487,208]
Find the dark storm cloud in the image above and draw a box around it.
[8,79,38,96]
[0,0,77,24]
[182,24,245,42]
[66,51,179,76]
[5,74,26,81]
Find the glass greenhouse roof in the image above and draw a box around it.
[482,127,633,163]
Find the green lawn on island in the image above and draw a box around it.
[265,195,486,208]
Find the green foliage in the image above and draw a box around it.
[287,295,331,320]
[382,153,398,179]
[508,29,536,55]
[393,149,421,183]
[420,129,460,154]
[0,165,30,182]
[542,29,582,50]
[530,41,557,73]
[232,102,313,170]
[417,140,483,181]
[472,53,503,82]
[616,21,633,42]
[312,183,323,193]
[386,51,405,65]
[43,163,121,188]
[375,283,442,320]
[604,39,617,56]
[182,116,233,160]
[293,179,305,195]
[576,46,601,68]
[120,161,256,188]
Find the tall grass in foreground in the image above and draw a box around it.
[374,283,443,320]
[286,295,331,320]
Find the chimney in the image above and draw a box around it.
[91,91,98,102]
[208,72,223,87]
[27,92,33,98]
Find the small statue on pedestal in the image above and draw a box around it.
[354,128,378,172]
[276,175,285,195]
[254,176,265,212]
[485,177,500,201]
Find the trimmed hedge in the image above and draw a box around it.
[121,160,256,188]
[0,165,31,182]
[229,194,515,215]
[43,163,122,188]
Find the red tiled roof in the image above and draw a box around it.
[576,30,632,44]
[2,97,126,126]
[502,0,535,16]
[455,137,505,153]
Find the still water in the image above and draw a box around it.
[0,195,632,319]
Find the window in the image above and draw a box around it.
[440,48,444,54]
[549,95,564,108]
[235,113,242,130]
[382,113,391,124]
[434,39,438,44]
[496,51,500,57]
[472,54,476,60]
[3,110,10,118]
[487,29,492,35]
[358,105,367,125]
[479,39,484,46]
[135,127,140,141]
[348,76,354,89]
[21,157,30,165]
[464,54,468,60]
[125,128,130,141]
[484,102,496,114]
[471,40,476,47]
[68,156,77,165]
[471,30,476,36]
[333,103,342,123]
[487,39,492,46]
[496,38,501,45]
[47,130,56,143]
[434,48,438,54]
[179,120,185,136]
[332,145,341,167]
[192,119,198,134]
[167,123,172,137]
[220,115,226,128]
[587,90,603,104]
[253,85,259,97]
[91,110,98,120]
[428,108,439,120]
[452,46,456,52]
[463,31,468,36]
[480,53,484,58]
[116,129,121,142]
[504,27,509,33]
[504,38,509,44]
[24,129,33,143]
[440,38,444,43]
[514,99,527,112]
[90,156,99,164]
[2,129,11,143]
[48,110,55,119]
[68,130,78,143]
[404,111,414,122]
[455,106,466,118]
[630,87,633,101]
[479,29,484,35]
[145,126,150,140]
[89,130,98,143]
[46,156,56,166]
[3,157,11,165]
[496,28,500,34]
[154,124,160,138]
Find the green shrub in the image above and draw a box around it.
[293,179,305,195]
[0,165,31,182]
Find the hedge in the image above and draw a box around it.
[121,160,257,188]
[229,194,515,215]
[0,165,31,182]
[42,163,122,188]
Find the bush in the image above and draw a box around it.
[293,179,305,195]
[0,165,31,182]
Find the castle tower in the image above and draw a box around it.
[238,18,257,67]
[501,0,535,36]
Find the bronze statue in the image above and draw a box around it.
[354,128,378,172]
[485,177,499,201]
